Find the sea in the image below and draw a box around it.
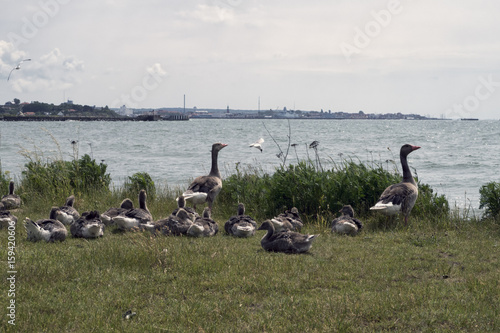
[1,119,499,214]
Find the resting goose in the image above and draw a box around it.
[54,195,80,225]
[224,203,257,237]
[70,211,105,238]
[331,205,363,236]
[1,181,21,209]
[271,207,303,232]
[172,195,199,222]
[183,142,228,212]
[113,190,154,231]
[101,198,134,226]
[155,196,196,236]
[24,207,68,242]
[257,220,318,254]
[0,210,17,228]
[187,207,219,237]
[370,144,421,225]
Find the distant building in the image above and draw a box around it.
[117,105,133,116]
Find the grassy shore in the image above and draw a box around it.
[1,197,499,332]
[1,149,499,332]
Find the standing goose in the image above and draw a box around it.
[1,181,21,209]
[70,211,105,238]
[53,195,80,225]
[224,203,257,237]
[155,196,196,236]
[257,220,318,254]
[331,205,363,236]
[187,207,219,237]
[370,144,421,225]
[24,207,68,242]
[113,190,154,231]
[101,198,134,226]
[183,142,228,212]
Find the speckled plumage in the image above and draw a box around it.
[224,203,257,237]
[257,220,318,254]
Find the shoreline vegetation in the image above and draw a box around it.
[1,140,499,332]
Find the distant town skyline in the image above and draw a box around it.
[2,1,500,119]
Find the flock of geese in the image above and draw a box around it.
[0,142,421,254]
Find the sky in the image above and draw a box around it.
[1,0,500,119]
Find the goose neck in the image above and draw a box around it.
[400,153,415,184]
[209,149,221,178]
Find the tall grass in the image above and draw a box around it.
[479,182,500,221]
[219,158,450,229]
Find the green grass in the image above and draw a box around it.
[1,205,499,332]
[1,149,499,332]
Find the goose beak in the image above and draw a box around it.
[411,145,421,151]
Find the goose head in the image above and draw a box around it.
[339,205,355,217]
[120,198,134,209]
[237,203,245,215]
[49,206,62,220]
[65,195,76,207]
[177,195,186,209]
[212,142,228,153]
[138,189,148,211]
[401,144,420,157]
[257,220,275,232]
[202,207,211,219]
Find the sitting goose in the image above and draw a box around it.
[24,207,68,242]
[0,210,17,228]
[172,195,199,222]
[112,190,154,231]
[257,220,318,254]
[155,196,196,236]
[1,181,21,210]
[370,144,421,225]
[53,195,80,225]
[224,203,257,237]
[183,142,228,212]
[101,198,134,226]
[331,205,363,236]
[271,207,303,232]
[187,207,219,237]
[70,211,105,238]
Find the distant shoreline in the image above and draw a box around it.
[0,115,454,121]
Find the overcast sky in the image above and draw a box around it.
[1,0,500,119]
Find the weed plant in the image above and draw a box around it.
[479,181,500,221]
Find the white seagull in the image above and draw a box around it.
[249,138,264,152]
[7,59,31,81]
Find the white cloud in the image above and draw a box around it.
[180,4,236,24]
[4,44,84,93]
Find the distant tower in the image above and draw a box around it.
[226,105,229,114]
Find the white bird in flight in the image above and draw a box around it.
[7,59,31,81]
[249,138,264,152]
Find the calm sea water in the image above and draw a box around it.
[1,119,499,212]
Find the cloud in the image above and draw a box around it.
[2,43,85,93]
[180,4,236,24]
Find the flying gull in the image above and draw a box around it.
[249,138,264,152]
[7,59,31,81]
